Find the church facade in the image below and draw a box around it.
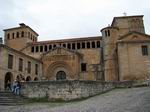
[0,15,150,90]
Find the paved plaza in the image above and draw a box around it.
[0,87,150,112]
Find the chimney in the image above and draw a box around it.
[19,23,26,27]
[0,37,3,44]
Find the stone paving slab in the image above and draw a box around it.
[0,87,150,112]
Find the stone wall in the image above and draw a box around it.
[21,80,115,101]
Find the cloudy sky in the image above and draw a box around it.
[0,0,150,41]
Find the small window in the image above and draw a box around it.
[81,63,87,72]
[8,54,13,69]
[92,41,95,48]
[67,43,71,49]
[49,45,52,50]
[82,42,85,49]
[87,42,90,49]
[97,41,101,48]
[31,47,34,52]
[28,32,30,38]
[105,30,107,37]
[142,45,148,55]
[27,61,31,74]
[21,31,24,37]
[53,44,56,48]
[108,30,110,36]
[63,44,66,48]
[44,45,47,52]
[35,64,38,75]
[40,46,43,52]
[12,33,15,39]
[19,58,23,72]
[77,43,80,49]
[72,43,75,50]
[30,34,32,40]
[16,32,19,38]
[7,33,10,39]
[36,46,39,52]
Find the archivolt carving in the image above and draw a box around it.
[46,61,74,80]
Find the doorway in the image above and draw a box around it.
[5,72,13,89]
[56,71,66,80]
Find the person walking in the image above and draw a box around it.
[16,81,21,95]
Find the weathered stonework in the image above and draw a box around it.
[21,81,115,101]
[0,15,150,91]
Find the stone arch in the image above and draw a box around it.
[34,77,38,81]
[26,76,32,81]
[4,72,13,89]
[46,61,74,80]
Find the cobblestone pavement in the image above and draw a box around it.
[0,87,150,112]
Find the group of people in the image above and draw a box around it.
[6,80,21,95]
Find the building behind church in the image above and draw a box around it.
[0,15,150,90]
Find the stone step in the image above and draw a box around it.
[0,91,29,106]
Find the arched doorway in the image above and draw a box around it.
[5,72,13,89]
[26,76,32,81]
[56,71,66,80]
[34,77,38,81]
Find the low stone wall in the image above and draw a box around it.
[21,80,115,101]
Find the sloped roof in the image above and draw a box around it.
[0,44,42,63]
[117,31,150,43]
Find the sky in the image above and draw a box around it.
[0,0,150,41]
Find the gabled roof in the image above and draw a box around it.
[117,31,150,43]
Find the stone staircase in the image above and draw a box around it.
[0,91,28,106]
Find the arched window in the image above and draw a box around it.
[49,45,52,50]
[12,33,15,39]
[97,41,101,48]
[67,43,71,49]
[77,43,80,49]
[92,41,95,48]
[87,42,90,49]
[82,42,85,49]
[105,30,107,37]
[72,43,75,50]
[31,46,34,52]
[63,44,66,48]
[108,30,110,36]
[36,46,39,52]
[53,44,56,48]
[21,31,24,37]
[56,71,66,80]
[44,45,47,52]
[40,46,43,52]
[16,32,19,38]
[7,33,10,39]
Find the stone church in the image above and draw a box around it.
[0,15,150,90]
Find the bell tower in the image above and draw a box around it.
[101,26,119,81]
[4,23,38,51]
